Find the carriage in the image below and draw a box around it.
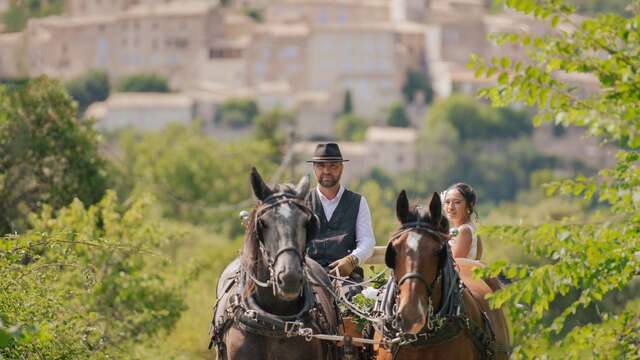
[209,169,510,359]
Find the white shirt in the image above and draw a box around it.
[315,185,375,264]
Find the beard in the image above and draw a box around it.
[319,174,340,188]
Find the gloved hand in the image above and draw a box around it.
[329,255,358,277]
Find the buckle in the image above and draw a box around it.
[245,310,257,320]
[400,333,418,346]
[284,321,303,337]
[229,294,240,307]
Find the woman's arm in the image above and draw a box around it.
[451,226,472,258]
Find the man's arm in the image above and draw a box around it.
[352,196,375,265]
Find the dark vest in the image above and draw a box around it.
[306,188,361,267]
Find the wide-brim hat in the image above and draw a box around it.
[306,143,349,163]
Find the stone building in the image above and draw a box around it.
[22,1,233,89]
[264,0,390,24]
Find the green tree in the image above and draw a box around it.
[119,124,278,236]
[254,107,295,151]
[0,192,189,358]
[214,98,259,128]
[1,0,64,33]
[65,69,110,113]
[427,94,532,141]
[0,77,108,234]
[385,102,411,128]
[342,89,353,115]
[117,73,170,93]
[470,0,640,356]
[402,70,434,104]
[335,114,368,141]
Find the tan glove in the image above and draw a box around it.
[329,255,358,277]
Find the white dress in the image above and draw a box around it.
[449,223,479,260]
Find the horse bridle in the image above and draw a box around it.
[250,192,315,294]
[389,221,449,331]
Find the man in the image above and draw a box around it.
[305,143,375,286]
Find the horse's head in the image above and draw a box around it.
[385,190,449,334]
[248,167,318,301]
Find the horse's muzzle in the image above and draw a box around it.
[275,261,303,299]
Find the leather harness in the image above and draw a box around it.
[209,193,337,359]
[382,222,510,359]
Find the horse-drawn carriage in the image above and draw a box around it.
[209,169,510,359]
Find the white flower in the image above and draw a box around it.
[361,286,379,301]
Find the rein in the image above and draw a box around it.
[383,221,506,359]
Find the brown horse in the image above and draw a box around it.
[375,191,510,360]
[210,168,339,360]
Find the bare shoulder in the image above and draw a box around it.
[457,225,473,237]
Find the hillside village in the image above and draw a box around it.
[0,0,612,183]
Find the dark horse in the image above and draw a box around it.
[210,168,339,359]
[375,191,510,360]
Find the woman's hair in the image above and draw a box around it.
[445,182,479,221]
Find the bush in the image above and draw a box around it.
[386,102,411,127]
[117,73,170,93]
[66,70,110,113]
[426,94,532,140]
[254,107,295,150]
[335,114,368,141]
[214,98,259,128]
[0,77,108,234]
[0,192,188,358]
[1,0,64,33]
[402,70,433,104]
[117,124,278,236]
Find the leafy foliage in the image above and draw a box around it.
[427,94,533,140]
[385,102,411,128]
[0,76,108,234]
[0,191,189,358]
[1,0,64,33]
[254,107,295,150]
[415,96,550,203]
[402,70,433,104]
[65,70,111,113]
[214,98,259,128]
[335,114,368,141]
[113,124,278,236]
[117,73,170,93]
[342,89,353,115]
[470,0,640,356]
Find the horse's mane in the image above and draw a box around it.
[240,183,299,297]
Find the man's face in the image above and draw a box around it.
[313,161,343,188]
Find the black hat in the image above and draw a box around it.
[306,143,349,163]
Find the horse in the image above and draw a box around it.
[375,190,510,360]
[209,168,339,360]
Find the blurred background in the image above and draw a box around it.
[0,0,635,358]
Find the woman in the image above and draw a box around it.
[443,182,483,260]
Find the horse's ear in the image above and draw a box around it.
[295,174,310,200]
[250,167,272,201]
[385,242,396,269]
[396,190,410,224]
[429,191,442,225]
